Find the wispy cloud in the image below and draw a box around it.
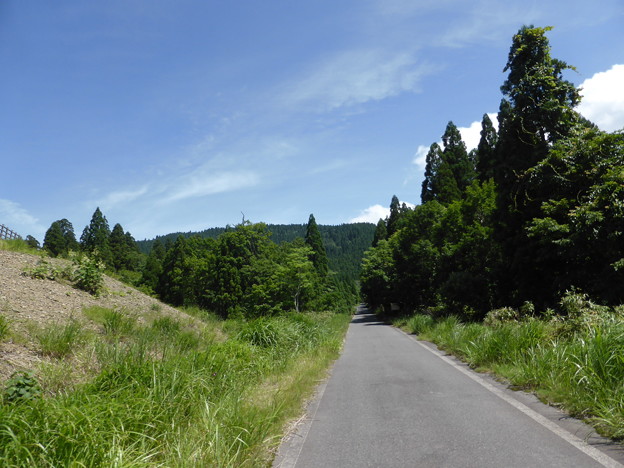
[578,64,624,132]
[283,49,435,112]
[97,186,149,210]
[163,170,260,203]
[0,199,42,237]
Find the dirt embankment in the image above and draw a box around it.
[0,250,188,384]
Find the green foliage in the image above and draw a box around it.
[3,371,42,403]
[22,259,64,280]
[72,255,105,296]
[108,223,142,272]
[34,319,84,358]
[138,222,375,284]
[24,235,40,250]
[43,219,79,257]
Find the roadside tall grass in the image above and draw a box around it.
[0,307,351,466]
[394,307,624,439]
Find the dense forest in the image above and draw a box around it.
[41,209,370,317]
[361,26,624,320]
[137,222,375,282]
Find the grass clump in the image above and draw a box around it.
[0,315,9,341]
[34,319,85,359]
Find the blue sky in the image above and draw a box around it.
[1,1,623,242]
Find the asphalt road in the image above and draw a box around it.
[274,306,624,468]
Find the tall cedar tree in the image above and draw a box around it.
[386,195,402,236]
[421,123,475,205]
[441,121,475,198]
[421,143,442,203]
[80,207,112,266]
[475,114,498,181]
[494,25,581,306]
[305,214,328,277]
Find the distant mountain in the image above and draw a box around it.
[137,223,376,282]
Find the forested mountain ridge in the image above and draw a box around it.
[137,222,375,282]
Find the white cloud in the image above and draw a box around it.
[0,199,42,238]
[285,49,434,111]
[412,145,430,169]
[164,170,259,203]
[578,64,624,132]
[349,201,416,224]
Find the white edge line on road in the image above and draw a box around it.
[399,328,623,468]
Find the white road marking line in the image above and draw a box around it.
[400,328,623,468]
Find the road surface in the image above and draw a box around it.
[274,306,624,467]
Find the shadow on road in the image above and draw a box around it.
[350,309,389,326]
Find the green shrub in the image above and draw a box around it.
[3,371,42,403]
[72,255,105,296]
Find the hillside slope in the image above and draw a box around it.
[0,250,194,385]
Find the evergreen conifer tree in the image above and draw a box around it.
[372,219,387,247]
[421,143,442,203]
[305,214,328,277]
[475,114,498,181]
[80,207,112,266]
[43,219,78,256]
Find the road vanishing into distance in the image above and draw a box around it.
[274,306,624,468]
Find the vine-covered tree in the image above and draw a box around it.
[494,25,582,306]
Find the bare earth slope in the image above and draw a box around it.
[0,250,190,384]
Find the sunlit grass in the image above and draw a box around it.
[0,307,351,466]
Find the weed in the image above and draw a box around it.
[3,371,42,403]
